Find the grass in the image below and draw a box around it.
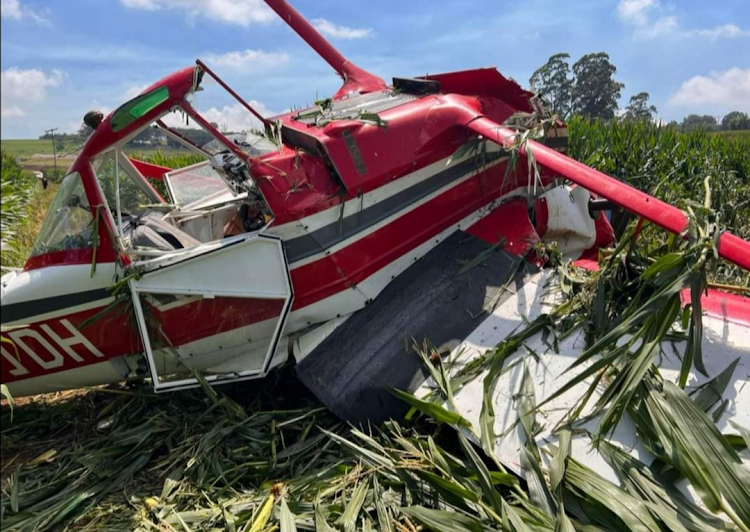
[0,139,81,159]
[2,121,750,531]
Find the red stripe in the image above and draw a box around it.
[681,289,750,327]
[152,297,286,347]
[24,246,118,272]
[290,161,548,309]
[1,302,140,383]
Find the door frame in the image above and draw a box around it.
[128,233,293,392]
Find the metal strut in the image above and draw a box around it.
[263,0,386,99]
[465,117,750,272]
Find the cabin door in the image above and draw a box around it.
[129,234,293,391]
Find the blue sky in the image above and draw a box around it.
[1,0,748,138]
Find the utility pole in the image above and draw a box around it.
[45,127,59,178]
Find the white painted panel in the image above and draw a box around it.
[133,235,290,299]
[1,263,118,325]
[417,271,750,513]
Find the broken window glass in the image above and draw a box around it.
[30,172,95,257]
[94,153,152,215]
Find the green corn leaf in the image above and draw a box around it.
[598,439,730,532]
[638,378,750,529]
[564,456,663,532]
[413,469,481,505]
[729,421,750,451]
[372,476,393,532]
[399,506,489,532]
[457,433,503,517]
[279,498,297,532]
[519,447,556,518]
[501,498,536,532]
[337,480,367,532]
[386,387,472,429]
[690,357,740,414]
[549,429,571,494]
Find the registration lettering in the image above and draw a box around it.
[0,319,105,377]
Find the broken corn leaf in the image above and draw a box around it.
[28,449,57,466]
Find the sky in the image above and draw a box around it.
[1,0,748,138]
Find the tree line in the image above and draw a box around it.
[529,52,749,131]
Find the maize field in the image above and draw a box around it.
[0,150,38,268]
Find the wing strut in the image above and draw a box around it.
[263,0,386,99]
[464,116,750,271]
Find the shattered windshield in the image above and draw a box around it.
[165,162,231,206]
[202,133,277,157]
[94,152,156,215]
[30,172,95,257]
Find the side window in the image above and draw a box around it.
[165,162,230,206]
[30,172,95,257]
[95,153,152,215]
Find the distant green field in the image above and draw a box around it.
[0,138,81,157]
[714,130,750,139]
[1,139,193,174]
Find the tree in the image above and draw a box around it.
[681,114,718,132]
[721,111,750,131]
[623,92,657,122]
[571,52,624,120]
[77,122,95,138]
[529,53,573,117]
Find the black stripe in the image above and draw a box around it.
[283,151,507,263]
[1,288,112,324]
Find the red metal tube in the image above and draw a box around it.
[196,60,268,125]
[466,117,750,271]
[263,0,386,99]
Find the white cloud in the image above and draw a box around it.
[616,0,748,40]
[125,84,150,100]
[1,106,26,118]
[203,49,290,70]
[201,101,275,131]
[0,0,50,24]
[687,24,749,40]
[119,0,273,27]
[668,68,750,110]
[637,15,677,38]
[616,0,656,26]
[312,18,372,39]
[159,102,275,132]
[0,68,64,119]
